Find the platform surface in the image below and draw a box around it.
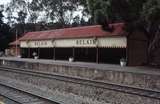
[0,57,160,76]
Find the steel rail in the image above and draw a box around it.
[0,67,59,104]
[0,83,55,104]
[0,93,22,104]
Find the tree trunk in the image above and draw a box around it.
[148,28,160,65]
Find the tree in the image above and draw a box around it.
[30,0,86,27]
[87,0,147,25]
[0,10,3,24]
[5,0,30,36]
[17,11,27,24]
[5,0,90,28]
[141,0,160,63]
[0,10,13,51]
[5,0,35,24]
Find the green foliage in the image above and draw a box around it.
[142,0,160,25]
[30,0,86,26]
[87,0,148,24]
[17,11,27,24]
[141,0,160,55]
[0,10,13,51]
[0,10,4,24]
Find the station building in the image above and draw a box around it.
[11,23,148,66]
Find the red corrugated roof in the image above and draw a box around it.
[19,23,125,41]
[9,39,20,46]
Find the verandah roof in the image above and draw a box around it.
[19,23,126,41]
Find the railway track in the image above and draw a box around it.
[0,66,160,100]
[0,81,58,104]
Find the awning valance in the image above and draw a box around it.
[20,37,127,48]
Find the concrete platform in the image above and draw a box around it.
[0,57,160,91]
[0,57,159,75]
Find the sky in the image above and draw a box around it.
[0,0,11,5]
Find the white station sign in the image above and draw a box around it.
[20,36,127,48]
